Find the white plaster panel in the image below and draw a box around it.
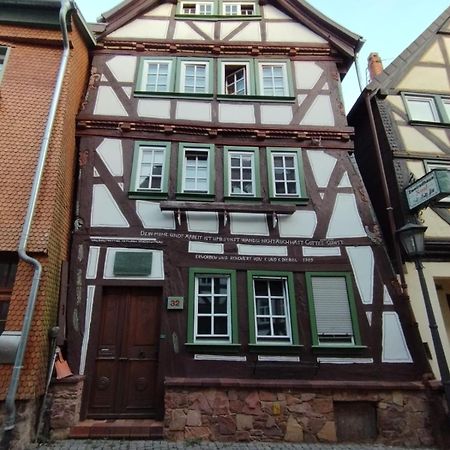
[278,210,317,238]
[338,172,352,188]
[188,242,224,254]
[94,86,128,117]
[106,56,137,83]
[187,212,219,234]
[220,22,242,40]
[327,194,366,238]
[101,74,108,82]
[300,95,335,126]
[266,22,326,43]
[109,19,169,39]
[104,248,164,280]
[138,99,171,119]
[262,5,291,19]
[230,213,269,236]
[261,105,293,125]
[176,101,212,122]
[297,94,307,106]
[192,21,215,39]
[86,247,100,279]
[418,41,443,63]
[144,3,173,16]
[91,184,129,228]
[383,285,394,305]
[96,138,124,177]
[122,87,132,98]
[237,245,288,256]
[397,125,447,155]
[382,312,413,363]
[366,312,372,326]
[294,61,324,90]
[346,246,374,305]
[302,247,341,257]
[307,150,337,188]
[229,22,261,41]
[219,103,255,124]
[136,201,176,229]
[174,21,206,40]
[398,66,450,92]
[79,285,95,375]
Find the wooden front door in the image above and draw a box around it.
[87,287,161,418]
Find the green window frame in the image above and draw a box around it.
[129,141,171,199]
[266,147,307,203]
[135,57,175,94]
[256,60,294,98]
[177,143,215,200]
[306,272,363,349]
[247,271,299,348]
[187,268,239,347]
[0,46,9,83]
[224,146,260,199]
[177,58,213,96]
[219,58,254,97]
[402,93,450,125]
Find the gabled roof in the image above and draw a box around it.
[96,0,363,72]
[350,5,450,113]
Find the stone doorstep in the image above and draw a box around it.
[69,419,163,440]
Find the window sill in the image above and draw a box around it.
[134,91,214,100]
[223,196,263,202]
[409,119,449,128]
[175,193,215,202]
[218,94,295,103]
[270,197,309,206]
[248,344,303,354]
[312,345,368,355]
[128,191,168,201]
[185,343,241,353]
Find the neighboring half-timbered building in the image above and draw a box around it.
[61,0,435,445]
[349,7,450,443]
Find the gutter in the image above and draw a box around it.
[0,1,75,447]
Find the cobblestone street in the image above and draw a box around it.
[27,440,439,450]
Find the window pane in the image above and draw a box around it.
[442,98,450,122]
[269,279,283,297]
[271,153,299,196]
[214,317,228,334]
[214,296,227,314]
[198,296,211,313]
[183,63,207,93]
[137,147,165,191]
[214,277,228,294]
[198,277,212,293]
[273,318,287,336]
[261,64,287,96]
[406,96,439,122]
[225,65,247,95]
[144,62,170,92]
[197,317,211,335]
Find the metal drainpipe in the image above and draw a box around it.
[363,91,407,291]
[0,1,75,447]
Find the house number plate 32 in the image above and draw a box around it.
[167,296,184,310]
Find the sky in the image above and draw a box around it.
[75,0,450,112]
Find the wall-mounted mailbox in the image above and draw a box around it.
[0,331,21,364]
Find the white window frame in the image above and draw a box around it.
[223,2,255,15]
[194,274,232,342]
[252,276,292,344]
[179,60,210,94]
[221,61,252,95]
[136,145,166,192]
[139,59,174,93]
[404,95,440,123]
[181,1,214,15]
[270,151,301,197]
[0,46,9,82]
[258,62,289,97]
[227,151,256,196]
[181,147,211,193]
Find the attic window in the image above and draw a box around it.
[223,3,255,16]
[181,2,213,15]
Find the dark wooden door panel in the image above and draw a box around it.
[87,287,161,418]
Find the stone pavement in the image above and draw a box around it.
[27,440,439,450]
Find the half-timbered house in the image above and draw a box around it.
[61,0,435,445]
[349,6,450,443]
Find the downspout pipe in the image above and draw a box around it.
[363,90,407,290]
[1,1,75,446]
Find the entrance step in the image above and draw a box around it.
[69,419,164,440]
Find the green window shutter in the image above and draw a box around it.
[311,276,353,337]
[113,252,153,277]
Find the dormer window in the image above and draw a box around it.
[223,2,255,16]
[181,1,213,15]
